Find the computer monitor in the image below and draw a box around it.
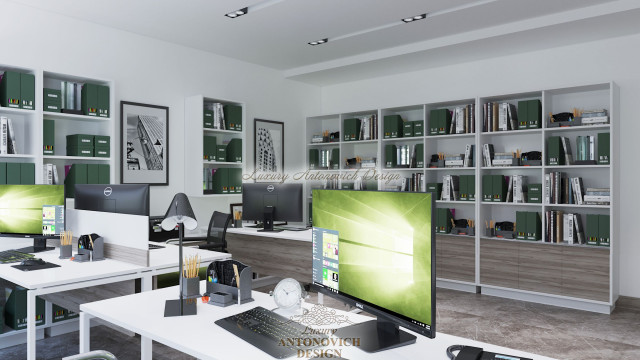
[312,189,435,352]
[0,184,65,253]
[74,184,150,216]
[242,183,303,232]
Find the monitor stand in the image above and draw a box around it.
[258,206,282,232]
[16,237,55,254]
[333,318,416,352]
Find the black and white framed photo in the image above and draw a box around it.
[120,101,169,185]
[254,118,284,177]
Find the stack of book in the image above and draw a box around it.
[359,114,378,140]
[545,211,585,244]
[575,135,596,163]
[583,187,610,205]
[449,104,475,134]
[441,175,459,201]
[401,173,423,192]
[0,116,18,154]
[42,164,59,184]
[545,172,586,204]
[506,175,527,203]
[483,102,518,132]
[581,109,608,125]
[444,153,464,168]
[482,144,494,167]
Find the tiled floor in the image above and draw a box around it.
[1,288,639,359]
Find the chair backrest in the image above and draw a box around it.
[206,211,232,249]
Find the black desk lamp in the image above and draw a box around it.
[161,193,198,317]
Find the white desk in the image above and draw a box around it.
[80,282,557,360]
[227,227,312,242]
[0,244,230,360]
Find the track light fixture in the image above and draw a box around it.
[402,13,427,23]
[308,38,329,46]
[225,7,248,18]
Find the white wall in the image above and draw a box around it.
[321,33,640,298]
[0,1,320,224]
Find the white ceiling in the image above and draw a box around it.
[9,0,640,85]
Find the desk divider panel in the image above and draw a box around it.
[66,209,149,266]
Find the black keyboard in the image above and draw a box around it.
[148,244,165,250]
[215,306,327,359]
[0,250,34,264]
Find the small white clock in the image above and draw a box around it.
[272,278,305,312]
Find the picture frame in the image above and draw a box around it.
[120,101,169,185]
[229,203,243,221]
[254,118,284,180]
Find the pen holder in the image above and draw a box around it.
[181,276,200,298]
[233,219,242,228]
[452,227,475,236]
[59,245,72,259]
[486,228,496,237]
[205,259,254,305]
[495,230,515,239]
[91,237,104,261]
[73,253,90,262]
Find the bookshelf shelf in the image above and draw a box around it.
[42,112,110,122]
[192,194,242,198]
[342,140,378,145]
[0,107,36,116]
[203,161,242,166]
[203,128,242,135]
[43,155,112,162]
[307,82,618,313]
[0,154,37,159]
[307,142,340,147]
[436,233,475,239]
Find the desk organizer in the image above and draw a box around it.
[77,234,104,261]
[452,226,475,236]
[205,259,253,305]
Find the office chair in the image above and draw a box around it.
[196,211,232,252]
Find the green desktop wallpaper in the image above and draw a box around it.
[0,185,64,234]
[313,190,432,326]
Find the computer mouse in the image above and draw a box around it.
[21,258,46,266]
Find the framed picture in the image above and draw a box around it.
[120,101,169,185]
[254,118,284,179]
[229,203,243,221]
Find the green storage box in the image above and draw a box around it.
[426,183,443,200]
[6,163,21,184]
[216,145,227,162]
[227,168,242,193]
[385,144,396,168]
[203,136,217,161]
[44,88,62,103]
[67,134,94,147]
[226,138,242,163]
[526,212,542,240]
[94,135,110,148]
[459,175,469,201]
[20,73,35,110]
[20,163,35,184]
[586,214,599,245]
[598,215,610,246]
[43,102,61,112]
[203,109,214,128]
[224,104,243,131]
[403,122,414,137]
[414,143,424,168]
[87,164,100,184]
[0,162,6,184]
[331,148,340,170]
[97,85,110,118]
[343,118,361,141]
[43,119,55,155]
[309,149,319,169]
[341,183,354,190]
[64,164,88,197]
[67,310,79,319]
[210,168,229,194]
[437,208,452,233]
[598,132,610,165]
[468,175,476,201]
[527,183,542,193]
[515,211,527,240]
[67,146,94,157]
[98,164,110,184]
[81,83,98,116]
[383,115,403,138]
[547,136,564,165]
[413,120,424,136]
[4,287,45,330]
[527,193,542,203]
[527,100,541,128]
[52,304,68,323]
[429,109,451,135]
[492,175,507,202]
[94,147,110,158]
[0,71,21,108]
[482,175,492,202]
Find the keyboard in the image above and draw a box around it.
[148,244,165,250]
[215,306,326,359]
[274,226,310,232]
[0,250,34,264]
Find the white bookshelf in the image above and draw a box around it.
[305,82,618,313]
[184,95,245,197]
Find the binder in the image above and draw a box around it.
[97,85,110,118]
[20,73,35,110]
[331,148,340,170]
[414,143,424,168]
[226,138,242,163]
[459,175,468,201]
[492,175,507,202]
[586,214,599,245]
[528,100,542,128]
[87,164,100,184]
[20,163,35,184]
[203,136,217,161]
[413,120,424,136]
[223,105,242,131]
[0,71,21,108]
[98,164,110,184]
[516,211,527,240]
[81,83,98,116]
[517,100,528,129]
[42,119,56,155]
[385,144,396,168]
[597,132,610,165]
[526,212,541,240]
[383,115,403,138]
[482,175,492,201]
[309,149,319,169]
[598,215,610,246]
[0,162,6,184]
[468,175,476,201]
[6,163,21,184]
[229,168,242,193]
[343,118,361,141]
[547,136,564,165]
[203,110,214,128]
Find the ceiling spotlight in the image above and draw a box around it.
[308,38,328,46]
[402,13,427,23]
[225,7,248,18]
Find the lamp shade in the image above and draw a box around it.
[161,193,197,231]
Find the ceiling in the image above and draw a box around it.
[9,0,640,85]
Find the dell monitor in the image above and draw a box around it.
[312,189,435,352]
[74,184,150,216]
[0,184,65,253]
[242,183,303,232]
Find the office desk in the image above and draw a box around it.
[80,282,557,360]
[0,244,230,360]
[226,228,312,283]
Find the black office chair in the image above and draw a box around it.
[197,211,232,252]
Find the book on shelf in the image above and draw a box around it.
[2,116,18,154]
[0,116,7,154]
[484,102,516,132]
[441,175,460,201]
[482,143,495,167]
[463,144,474,167]
[560,137,573,165]
[576,135,596,163]
[42,164,59,185]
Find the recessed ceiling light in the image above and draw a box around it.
[226,7,248,18]
[308,38,328,46]
[402,13,427,23]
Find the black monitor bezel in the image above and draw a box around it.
[74,184,150,216]
[0,184,66,239]
[241,182,303,223]
[311,189,436,339]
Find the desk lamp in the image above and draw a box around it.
[161,193,198,317]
